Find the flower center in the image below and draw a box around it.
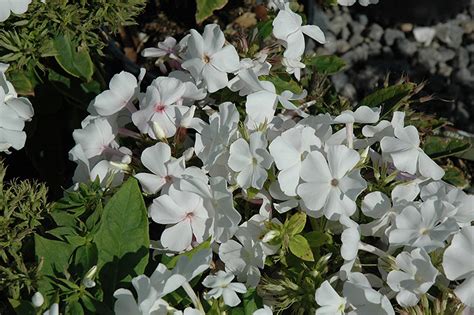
[420,228,430,235]
[203,54,211,63]
[164,175,173,183]
[154,103,166,112]
[331,178,339,187]
[185,212,194,220]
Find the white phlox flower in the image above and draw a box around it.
[203,270,247,307]
[282,57,305,81]
[0,66,34,153]
[89,71,139,116]
[442,226,474,308]
[0,0,31,22]
[360,182,419,238]
[228,54,271,97]
[228,131,273,190]
[387,248,438,307]
[114,248,211,315]
[315,280,347,315]
[150,187,211,251]
[71,117,118,159]
[339,217,361,277]
[389,199,459,252]
[343,272,395,315]
[132,76,192,138]
[142,36,182,60]
[182,24,240,93]
[269,125,321,196]
[420,181,474,226]
[338,0,379,6]
[297,144,367,220]
[192,102,240,176]
[380,125,445,180]
[272,4,325,59]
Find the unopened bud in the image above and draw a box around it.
[152,121,167,140]
[262,230,280,243]
[183,147,194,161]
[31,292,44,308]
[83,265,98,288]
[180,105,196,128]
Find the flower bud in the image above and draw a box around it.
[152,121,167,140]
[31,292,44,308]
[183,147,194,161]
[83,265,98,288]
[180,105,196,128]
[262,230,280,243]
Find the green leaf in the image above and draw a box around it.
[66,301,85,315]
[423,136,471,160]
[286,212,306,236]
[73,243,98,276]
[93,178,149,304]
[305,55,346,75]
[7,69,37,94]
[9,299,35,315]
[443,165,469,188]
[255,19,273,40]
[304,231,331,248]
[242,288,262,314]
[35,234,75,296]
[288,235,314,262]
[53,34,94,81]
[196,0,228,23]
[261,75,302,94]
[359,83,416,119]
[163,240,211,269]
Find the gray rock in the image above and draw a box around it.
[357,14,369,27]
[438,47,456,63]
[384,29,405,46]
[342,44,370,65]
[341,26,351,41]
[457,47,470,68]
[368,24,384,42]
[342,83,357,100]
[396,39,417,57]
[351,21,365,36]
[454,68,474,87]
[436,23,464,48]
[336,40,352,54]
[329,15,347,36]
[331,73,349,92]
[418,48,441,73]
[368,41,383,55]
[349,34,364,47]
[438,63,453,77]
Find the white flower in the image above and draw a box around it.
[182,24,240,93]
[114,248,211,315]
[253,305,273,315]
[228,55,271,96]
[0,68,34,153]
[360,183,419,238]
[150,187,210,251]
[71,117,117,159]
[192,102,240,175]
[387,248,439,307]
[333,106,381,124]
[297,145,367,220]
[380,125,445,180]
[89,71,138,116]
[389,199,458,252]
[272,5,325,58]
[132,77,189,138]
[228,131,273,190]
[43,303,59,315]
[282,57,305,81]
[269,125,321,196]
[443,226,474,308]
[338,0,379,6]
[315,281,346,315]
[135,142,185,195]
[142,36,181,60]
[343,273,395,315]
[203,271,247,307]
[0,0,31,22]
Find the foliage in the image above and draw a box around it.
[0,160,50,314]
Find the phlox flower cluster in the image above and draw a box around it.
[65,2,472,315]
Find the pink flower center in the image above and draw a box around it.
[164,175,173,183]
[185,212,194,221]
[154,103,166,113]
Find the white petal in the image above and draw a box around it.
[229,139,252,172]
[283,31,305,59]
[326,145,360,179]
[454,276,474,308]
[211,45,240,73]
[150,195,185,224]
[141,142,171,176]
[202,64,228,93]
[417,151,444,180]
[362,191,391,219]
[161,220,193,251]
[301,25,326,44]
[222,288,242,307]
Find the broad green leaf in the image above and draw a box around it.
[66,301,84,315]
[304,231,331,248]
[286,211,306,236]
[359,83,416,119]
[93,178,149,303]
[423,136,471,160]
[255,19,273,40]
[306,55,346,75]
[196,0,228,23]
[7,69,37,95]
[242,288,263,314]
[73,243,98,276]
[35,234,75,297]
[53,34,94,81]
[288,235,314,262]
